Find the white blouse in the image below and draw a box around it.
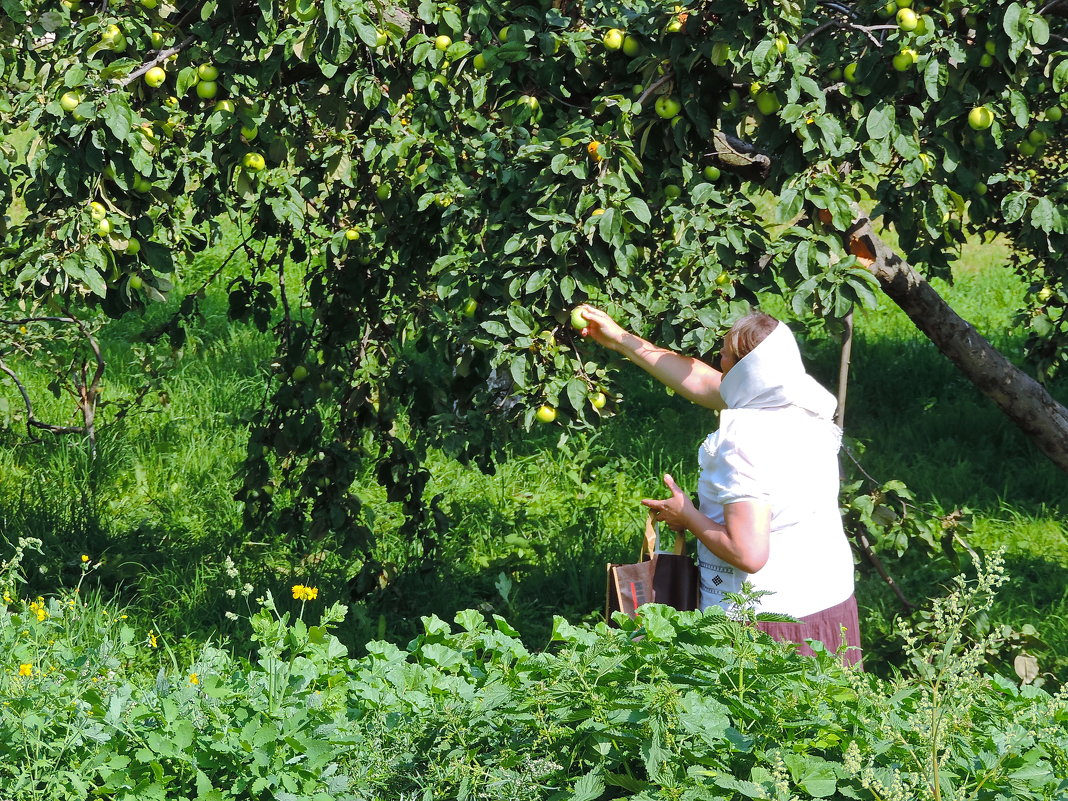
[695,406,856,618]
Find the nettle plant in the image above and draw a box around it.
[2,0,1067,555]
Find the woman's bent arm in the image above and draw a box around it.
[642,475,771,574]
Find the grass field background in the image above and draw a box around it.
[0,224,1065,680]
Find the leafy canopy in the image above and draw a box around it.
[1,0,1066,547]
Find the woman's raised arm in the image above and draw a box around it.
[577,304,726,411]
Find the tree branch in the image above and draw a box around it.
[118,36,197,87]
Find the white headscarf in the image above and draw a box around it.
[719,322,838,420]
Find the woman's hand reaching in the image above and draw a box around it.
[574,304,628,352]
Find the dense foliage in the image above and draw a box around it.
[3,543,1067,801]
[2,0,1067,552]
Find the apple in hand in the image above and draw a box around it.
[570,307,587,330]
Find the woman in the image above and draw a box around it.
[578,305,862,667]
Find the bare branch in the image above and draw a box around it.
[118,35,197,87]
[636,72,673,108]
[0,359,85,440]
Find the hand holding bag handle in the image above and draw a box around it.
[607,510,698,620]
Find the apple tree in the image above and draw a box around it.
[1,0,1067,569]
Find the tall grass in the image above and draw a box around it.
[0,225,1065,677]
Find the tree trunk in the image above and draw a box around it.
[846,216,1068,475]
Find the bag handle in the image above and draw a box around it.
[642,510,687,560]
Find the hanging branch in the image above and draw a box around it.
[0,316,105,455]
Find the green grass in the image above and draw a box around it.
[1,223,1066,680]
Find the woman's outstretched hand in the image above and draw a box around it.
[574,304,628,352]
[641,474,696,533]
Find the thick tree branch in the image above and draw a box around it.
[846,217,1068,475]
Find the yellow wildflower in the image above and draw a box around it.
[81,555,90,563]
[18,664,32,677]
[291,584,319,601]
[189,673,199,685]
[148,630,158,648]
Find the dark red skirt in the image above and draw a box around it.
[756,593,864,668]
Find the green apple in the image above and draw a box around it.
[292,365,309,382]
[1017,139,1037,157]
[149,31,164,49]
[94,217,112,236]
[376,184,391,200]
[774,33,788,55]
[973,181,987,196]
[843,62,859,83]
[665,16,684,33]
[344,228,360,241]
[715,271,731,285]
[240,124,258,141]
[590,392,607,409]
[498,26,510,43]
[133,175,153,192]
[197,63,219,82]
[214,99,236,113]
[654,95,681,119]
[100,24,127,52]
[967,105,994,130]
[195,81,218,100]
[603,28,624,50]
[126,237,141,255]
[1027,128,1047,146]
[896,8,918,31]
[434,34,452,51]
[144,66,166,88]
[979,53,994,68]
[535,404,557,423]
[622,34,640,56]
[519,94,540,112]
[242,152,266,171]
[1047,106,1064,123]
[129,274,143,290]
[893,49,917,71]
[877,1,898,19]
[140,0,158,8]
[473,53,488,71]
[755,90,780,115]
[462,298,479,318]
[570,307,587,330]
[59,91,82,113]
[375,30,387,47]
[984,40,996,55]
[89,201,107,220]
[1037,286,1053,302]
[663,184,682,201]
[703,165,721,181]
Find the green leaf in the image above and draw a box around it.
[101,95,132,141]
[506,305,535,335]
[565,377,586,412]
[922,58,946,101]
[1030,197,1056,232]
[1054,59,1068,93]
[571,769,605,801]
[1001,191,1030,224]
[1029,13,1049,45]
[625,196,650,225]
[784,754,838,798]
[864,107,893,140]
